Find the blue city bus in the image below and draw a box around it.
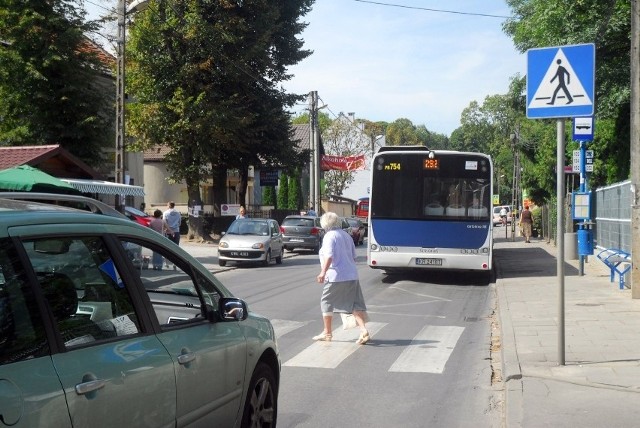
[367,146,493,273]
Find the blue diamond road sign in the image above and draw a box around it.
[527,43,595,119]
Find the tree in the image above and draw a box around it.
[288,170,302,210]
[277,173,289,209]
[292,111,332,134]
[321,114,371,196]
[0,1,112,166]
[263,186,276,207]
[126,0,314,241]
[503,0,631,184]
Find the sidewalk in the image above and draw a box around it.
[494,234,640,427]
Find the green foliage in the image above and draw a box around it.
[287,171,302,210]
[503,0,630,188]
[263,186,276,207]
[126,0,314,208]
[292,111,332,134]
[385,118,448,149]
[277,173,289,209]
[0,0,112,166]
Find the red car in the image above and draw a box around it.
[124,206,153,227]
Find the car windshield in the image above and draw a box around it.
[227,220,269,236]
[346,218,359,227]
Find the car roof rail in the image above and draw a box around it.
[0,192,126,219]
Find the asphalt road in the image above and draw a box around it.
[187,243,503,427]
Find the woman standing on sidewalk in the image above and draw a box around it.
[520,205,533,243]
[314,212,370,344]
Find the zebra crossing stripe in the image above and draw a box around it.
[389,325,464,373]
[283,322,387,368]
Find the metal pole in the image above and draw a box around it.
[557,119,566,365]
[115,0,126,212]
[579,141,586,276]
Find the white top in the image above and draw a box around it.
[318,229,358,282]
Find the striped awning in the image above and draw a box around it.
[61,179,145,197]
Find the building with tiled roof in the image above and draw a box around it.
[0,145,98,179]
[141,125,324,213]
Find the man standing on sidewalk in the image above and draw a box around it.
[163,201,182,246]
[520,205,533,243]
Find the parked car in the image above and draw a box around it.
[492,205,513,226]
[124,205,153,227]
[345,217,366,246]
[0,196,280,428]
[218,218,284,267]
[280,215,325,253]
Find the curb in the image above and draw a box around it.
[495,262,524,427]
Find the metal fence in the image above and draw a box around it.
[594,180,631,252]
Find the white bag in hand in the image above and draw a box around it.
[340,312,369,330]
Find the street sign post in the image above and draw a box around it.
[526,43,596,366]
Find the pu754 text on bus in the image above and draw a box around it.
[367,146,493,274]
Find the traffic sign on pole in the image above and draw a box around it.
[573,116,594,141]
[527,44,595,119]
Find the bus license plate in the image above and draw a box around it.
[416,258,442,266]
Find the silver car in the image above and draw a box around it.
[218,218,284,267]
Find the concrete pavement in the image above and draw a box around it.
[494,233,640,427]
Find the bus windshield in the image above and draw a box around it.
[371,152,491,221]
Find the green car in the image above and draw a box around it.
[0,197,279,427]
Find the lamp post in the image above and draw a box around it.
[115,0,149,211]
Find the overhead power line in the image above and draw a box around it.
[353,0,513,19]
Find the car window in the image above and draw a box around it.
[270,221,279,236]
[21,237,141,350]
[0,239,49,365]
[121,238,221,328]
[283,218,314,227]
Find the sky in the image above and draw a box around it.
[85,0,526,137]
[285,0,526,136]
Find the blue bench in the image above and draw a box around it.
[596,248,632,289]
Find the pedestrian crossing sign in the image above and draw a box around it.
[526,44,595,119]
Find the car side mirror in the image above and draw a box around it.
[220,297,248,321]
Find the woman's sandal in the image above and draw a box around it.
[312,332,332,342]
[356,331,370,345]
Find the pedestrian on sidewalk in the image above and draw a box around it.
[314,211,370,345]
[163,201,182,246]
[149,209,173,270]
[520,205,533,243]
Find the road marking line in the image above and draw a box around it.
[389,325,464,373]
[283,322,387,368]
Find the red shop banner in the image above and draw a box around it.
[321,154,366,171]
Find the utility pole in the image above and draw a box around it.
[312,91,321,212]
[115,0,127,212]
[309,91,315,210]
[631,0,640,298]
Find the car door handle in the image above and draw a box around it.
[75,379,106,395]
[177,352,196,365]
